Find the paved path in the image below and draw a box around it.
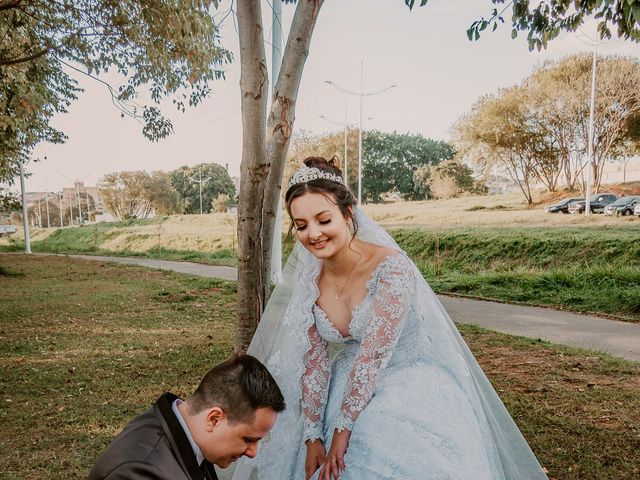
[34,254,640,362]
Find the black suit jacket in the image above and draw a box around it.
[89,392,218,480]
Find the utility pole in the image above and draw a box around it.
[270,0,284,284]
[68,194,74,226]
[325,64,396,204]
[18,159,31,253]
[76,182,83,224]
[585,30,598,217]
[37,197,42,228]
[45,193,51,228]
[190,165,211,214]
[58,192,64,227]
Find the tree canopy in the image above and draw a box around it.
[0,0,231,203]
[169,163,235,214]
[455,54,640,202]
[362,131,455,202]
[465,0,640,50]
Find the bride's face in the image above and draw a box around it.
[289,191,351,259]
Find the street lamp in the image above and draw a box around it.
[189,165,211,214]
[325,61,396,204]
[319,108,373,189]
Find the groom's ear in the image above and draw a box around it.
[205,406,225,431]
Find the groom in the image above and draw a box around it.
[89,354,285,480]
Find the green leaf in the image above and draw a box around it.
[466,27,475,41]
[493,22,498,32]
[511,28,518,39]
[632,5,640,24]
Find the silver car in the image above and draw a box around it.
[603,196,640,216]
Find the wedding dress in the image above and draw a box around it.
[220,209,548,480]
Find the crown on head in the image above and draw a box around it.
[287,166,344,191]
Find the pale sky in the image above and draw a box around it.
[24,0,640,192]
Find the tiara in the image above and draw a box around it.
[287,166,344,190]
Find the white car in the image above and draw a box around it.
[0,224,17,236]
[634,202,640,217]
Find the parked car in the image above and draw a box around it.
[568,193,618,214]
[0,224,17,236]
[544,197,584,214]
[603,196,640,216]
[635,202,640,217]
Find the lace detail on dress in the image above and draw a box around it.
[301,322,331,442]
[334,254,414,432]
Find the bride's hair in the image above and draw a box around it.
[285,156,358,237]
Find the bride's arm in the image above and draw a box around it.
[335,255,415,433]
[302,322,330,479]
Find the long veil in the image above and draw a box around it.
[220,208,548,480]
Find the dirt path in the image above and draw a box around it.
[33,253,640,362]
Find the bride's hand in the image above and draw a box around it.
[305,439,326,480]
[319,429,350,480]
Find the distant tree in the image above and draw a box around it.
[413,165,432,199]
[362,131,455,202]
[169,163,235,214]
[284,129,359,193]
[456,54,640,202]
[427,159,487,200]
[98,171,152,220]
[212,193,231,213]
[455,87,540,204]
[145,171,183,216]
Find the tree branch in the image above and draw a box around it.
[0,47,49,66]
[0,0,22,11]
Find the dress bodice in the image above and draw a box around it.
[312,254,403,344]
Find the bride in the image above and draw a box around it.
[222,157,548,480]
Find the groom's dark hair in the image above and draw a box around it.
[187,354,285,423]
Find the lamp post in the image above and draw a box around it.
[585,32,598,217]
[189,165,211,214]
[320,108,373,189]
[325,62,396,204]
[18,159,31,253]
[45,193,51,228]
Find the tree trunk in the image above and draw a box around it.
[261,0,324,302]
[236,0,270,353]
[235,0,324,353]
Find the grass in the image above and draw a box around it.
[0,254,236,479]
[2,189,639,320]
[1,254,639,479]
[392,227,640,321]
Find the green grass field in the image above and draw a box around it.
[3,190,640,320]
[392,226,640,322]
[1,254,639,479]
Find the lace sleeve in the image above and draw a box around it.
[301,321,330,443]
[334,255,414,433]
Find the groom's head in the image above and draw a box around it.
[182,354,285,468]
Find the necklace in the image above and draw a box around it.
[324,254,361,300]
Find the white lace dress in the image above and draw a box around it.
[302,254,494,479]
[221,210,547,480]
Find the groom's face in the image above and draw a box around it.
[200,406,277,468]
[290,192,351,259]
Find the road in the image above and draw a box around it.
[31,253,640,362]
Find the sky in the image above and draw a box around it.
[24,0,640,193]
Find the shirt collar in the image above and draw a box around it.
[172,398,205,466]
